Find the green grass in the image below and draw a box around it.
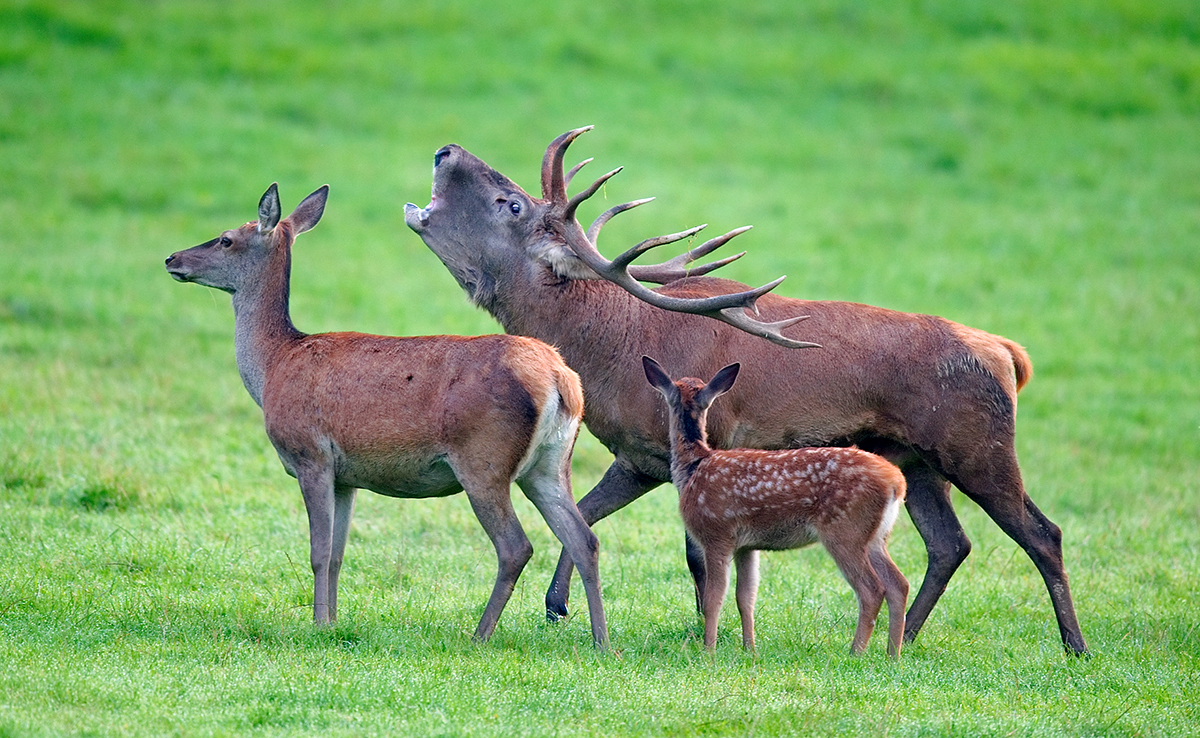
[2,0,1198,734]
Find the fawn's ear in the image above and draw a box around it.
[642,356,676,398]
[258,183,281,232]
[289,185,328,235]
[698,362,740,408]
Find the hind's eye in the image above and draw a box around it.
[509,201,521,216]
[219,236,232,247]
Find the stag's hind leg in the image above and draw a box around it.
[957,451,1087,655]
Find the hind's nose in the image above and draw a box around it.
[434,146,453,168]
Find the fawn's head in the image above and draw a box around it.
[642,356,740,446]
[166,183,328,294]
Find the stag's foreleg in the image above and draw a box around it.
[545,457,661,621]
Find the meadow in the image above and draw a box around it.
[1,0,1198,735]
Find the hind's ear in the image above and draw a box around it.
[258,183,281,232]
[289,185,328,235]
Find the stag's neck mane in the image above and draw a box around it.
[487,260,640,349]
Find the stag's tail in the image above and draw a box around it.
[1002,338,1033,393]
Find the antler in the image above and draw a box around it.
[539,127,820,350]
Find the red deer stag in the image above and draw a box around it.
[166,183,608,648]
[404,127,1087,655]
[644,357,908,657]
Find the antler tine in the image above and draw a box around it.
[546,126,818,349]
[611,225,709,271]
[631,253,745,283]
[541,126,594,203]
[587,198,654,243]
[565,158,593,187]
[628,226,752,284]
[561,223,819,348]
[717,310,816,348]
[565,167,623,221]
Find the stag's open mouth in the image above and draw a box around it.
[403,201,432,231]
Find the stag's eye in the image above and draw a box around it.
[219,236,232,247]
[509,200,522,216]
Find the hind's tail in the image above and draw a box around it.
[554,361,584,423]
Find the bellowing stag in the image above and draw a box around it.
[404,127,1087,655]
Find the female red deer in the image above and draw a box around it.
[644,357,908,657]
[404,127,1087,655]
[166,183,608,648]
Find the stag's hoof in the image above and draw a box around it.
[545,605,569,623]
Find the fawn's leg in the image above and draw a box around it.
[734,549,760,651]
[826,538,885,654]
[869,546,909,658]
[701,545,733,649]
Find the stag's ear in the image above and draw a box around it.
[642,356,677,399]
[698,363,740,408]
[289,185,328,235]
[258,183,282,232]
[531,236,599,281]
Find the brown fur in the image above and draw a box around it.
[404,132,1087,655]
[646,359,909,656]
[167,184,608,648]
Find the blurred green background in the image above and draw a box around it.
[1,1,1198,735]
